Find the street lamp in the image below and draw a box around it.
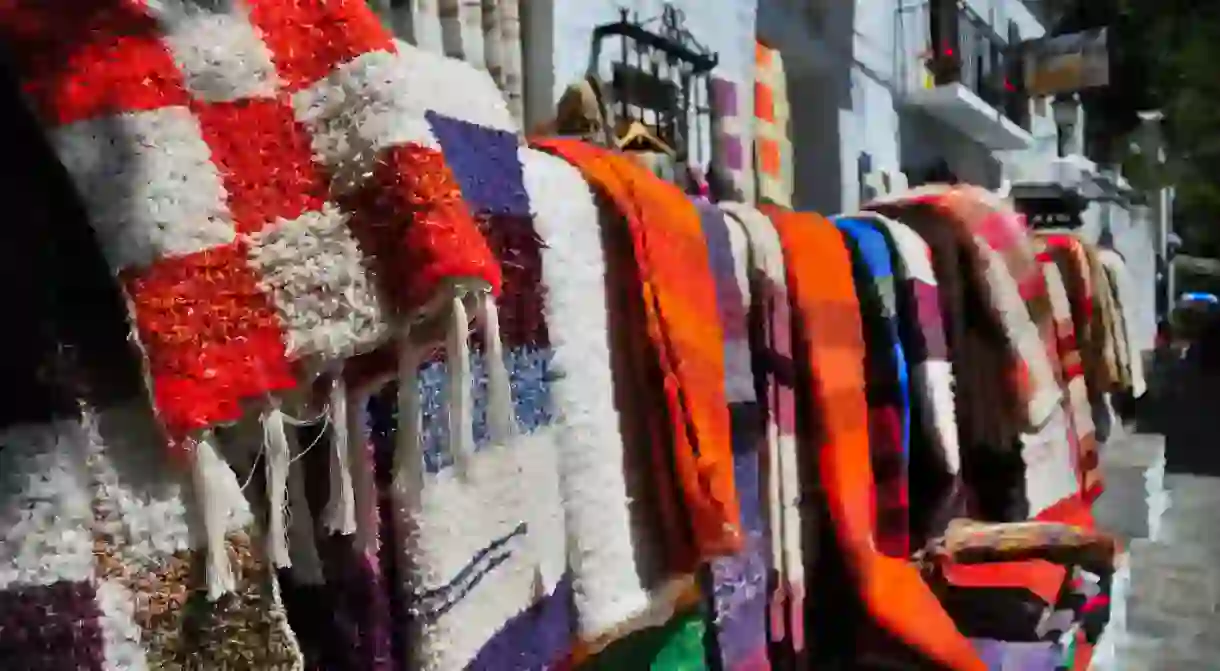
[1052,94,1080,157]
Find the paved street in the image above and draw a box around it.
[1092,391,1220,668]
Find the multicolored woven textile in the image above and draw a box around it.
[936,519,1118,578]
[0,404,302,670]
[387,133,573,669]
[1097,250,1146,397]
[695,200,770,671]
[580,607,711,671]
[710,78,754,203]
[762,206,984,671]
[1038,257,1099,506]
[720,201,805,659]
[753,42,793,208]
[866,212,966,542]
[835,216,911,558]
[0,0,503,440]
[531,137,742,567]
[1082,244,1122,392]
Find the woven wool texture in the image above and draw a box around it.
[695,200,770,671]
[524,148,654,641]
[835,217,912,559]
[530,138,742,568]
[389,135,571,669]
[720,201,805,658]
[1097,250,1146,397]
[0,0,502,440]
[753,42,793,208]
[1038,257,1098,509]
[866,212,966,542]
[763,206,984,671]
[0,404,302,671]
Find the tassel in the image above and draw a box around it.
[447,294,475,475]
[261,403,292,569]
[347,387,379,556]
[191,432,236,600]
[394,333,426,504]
[479,293,515,444]
[322,373,358,536]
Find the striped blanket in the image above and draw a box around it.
[531,138,743,568]
[695,200,770,671]
[863,212,965,543]
[762,206,984,671]
[720,201,805,661]
[835,217,911,558]
[1097,250,1146,398]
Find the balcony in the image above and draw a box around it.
[895,0,1034,151]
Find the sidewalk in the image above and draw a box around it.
[1091,427,1220,670]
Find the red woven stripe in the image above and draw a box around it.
[192,99,328,234]
[123,242,294,435]
[244,0,393,92]
[0,0,188,125]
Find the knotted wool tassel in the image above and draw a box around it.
[447,294,476,476]
[191,431,236,600]
[347,386,379,556]
[322,373,358,536]
[479,292,514,444]
[261,402,292,569]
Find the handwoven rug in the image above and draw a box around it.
[762,206,984,671]
[719,201,805,661]
[387,137,571,670]
[0,402,302,670]
[835,217,911,559]
[1037,257,1098,510]
[753,42,793,208]
[862,212,966,543]
[695,200,770,671]
[1096,250,1146,398]
[530,138,742,568]
[709,78,754,204]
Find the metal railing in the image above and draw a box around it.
[895,0,1029,131]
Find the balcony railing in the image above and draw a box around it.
[927,0,1029,129]
[896,0,1030,134]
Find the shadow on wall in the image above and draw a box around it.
[756,0,855,214]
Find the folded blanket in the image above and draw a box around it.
[0,404,302,670]
[835,217,912,558]
[1096,250,1146,398]
[1082,244,1123,393]
[860,212,965,543]
[0,0,509,599]
[720,201,805,659]
[762,206,984,671]
[695,200,770,671]
[1037,257,1099,505]
[531,138,742,568]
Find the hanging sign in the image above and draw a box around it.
[1014,194,1085,229]
[1022,28,1110,96]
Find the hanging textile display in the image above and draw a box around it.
[438,0,485,67]
[710,77,755,203]
[859,212,966,543]
[0,0,508,603]
[753,42,794,208]
[719,201,806,663]
[1039,260,1100,508]
[695,201,770,671]
[531,138,743,568]
[482,0,524,123]
[763,206,985,671]
[834,217,912,559]
[0,405,303,669]
[1097,250,1147,398]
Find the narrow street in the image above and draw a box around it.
[1093,373,1220,669]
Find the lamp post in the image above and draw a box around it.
[1052,94,1080,157]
